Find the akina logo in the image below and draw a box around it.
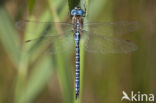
[121,91,154,102]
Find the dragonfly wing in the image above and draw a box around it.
[83,21,140,36]
[24,34,75,55]
[84,35,138,54]
[16,20,73,36]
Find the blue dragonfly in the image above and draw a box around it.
[16,6,140,99]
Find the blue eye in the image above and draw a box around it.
[71,8,84,16]
[77,10,83,15]
[71,9,77,15]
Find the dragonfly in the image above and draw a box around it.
[16,6,140,99]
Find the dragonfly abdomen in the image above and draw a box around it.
[74,31,80,99]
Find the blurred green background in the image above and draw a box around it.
[0,0,156,103]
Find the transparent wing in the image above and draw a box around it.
[83,21,140,36]
[84,34,138,54]
[24,34,74,55]
[16,20,73,36]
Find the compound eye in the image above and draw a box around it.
[71,9,77,15]
[77,10,83,15]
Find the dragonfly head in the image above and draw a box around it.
[71,6,85,16]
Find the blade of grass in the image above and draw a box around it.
[79,38,85,101]
[28,0,35,14]
[49,1,73,103]
[68,0,80,11]
[15,4,56,103]
[0,7,21,66]
[17,54,53,103]
[56,51,73,103]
